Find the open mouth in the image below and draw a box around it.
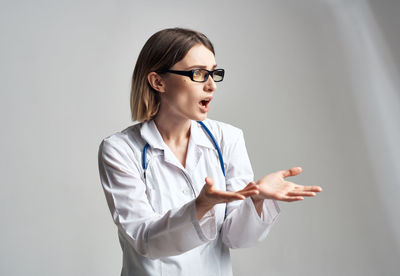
[199,97,212,112]
[200,100,210,107]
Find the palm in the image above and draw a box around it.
[195,177,259,220]
[199,177,259,206]
[258,174,293,197]
[256,167,322,202]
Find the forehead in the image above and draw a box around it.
[173,44,216,68]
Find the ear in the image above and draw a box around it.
[147,72,166,93]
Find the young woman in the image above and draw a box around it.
[98,27,322,276]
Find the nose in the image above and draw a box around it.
[204,74,216,92]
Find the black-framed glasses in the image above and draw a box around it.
[161,68,225,83]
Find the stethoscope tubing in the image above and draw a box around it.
[141,120,228,220]
[196,120,225,177]
[141,121,225,176]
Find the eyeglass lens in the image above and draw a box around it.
[193,69,224,82]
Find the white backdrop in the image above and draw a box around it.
[1,0,399,275]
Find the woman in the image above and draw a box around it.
[98,27,322,276]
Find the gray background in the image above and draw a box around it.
[1,0,399,275]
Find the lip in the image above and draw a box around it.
[199,97,213,113]
[200,96,213,102]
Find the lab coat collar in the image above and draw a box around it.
[140,119,215,172]
[190,120,215,150]
[140,120,165,150]
[140,120,215,151]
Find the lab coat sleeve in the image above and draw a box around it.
[220,129,280,249]
[98,138,217,259]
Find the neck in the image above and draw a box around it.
[154,113,192,145]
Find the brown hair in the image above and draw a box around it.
[130,27,215,122]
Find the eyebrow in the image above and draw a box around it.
[186,64,218,70]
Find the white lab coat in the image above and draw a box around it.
[98,118,280,276]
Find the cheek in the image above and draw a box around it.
[170,81,198,102]
[165,78,188,95]
[163,78,202,110]
[177,78,193,92]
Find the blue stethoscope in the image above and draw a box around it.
[142,121,225,178]
[142,120,228,219]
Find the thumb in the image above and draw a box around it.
[205,177,214,188]
[282,167,302,178]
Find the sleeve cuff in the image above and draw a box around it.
[221,197,280,248]
[191,200,217,242]
[246,197,280,226]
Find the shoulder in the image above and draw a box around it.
[99,123,144,160]
[201,118,244,144]
[201,119,250,170]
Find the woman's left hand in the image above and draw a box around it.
[252,167,322,202]
[195,177,259,220]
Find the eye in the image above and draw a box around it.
[193,69,201,77]
[192,69,207,82]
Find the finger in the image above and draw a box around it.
[223,194,246,201]
[294,185,322,192]
[243,182,255,188]
[238,189,259,197]
[308,185,322,192]
[223,183,258,198]
[204,177,214,188]
[280,195,304,202]
[287,191,316,197]
[236,186,259,197]
[239,182,258,192]
[282,167,302,178]
[210,190,245,201]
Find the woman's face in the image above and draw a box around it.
[160,44,217,121]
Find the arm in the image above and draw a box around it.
[219,128,281,249]
[195,177,259,220]
[99,139,211,259]
[98,138,257,259]
[220,132,323,248]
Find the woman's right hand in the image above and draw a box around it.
[253,167,322,202]
[195,177,259,220]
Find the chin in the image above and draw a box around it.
[195,113,208,121]
[185,109,208,122]
[187,114,206,122]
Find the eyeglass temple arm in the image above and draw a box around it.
[164,70,193,77]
